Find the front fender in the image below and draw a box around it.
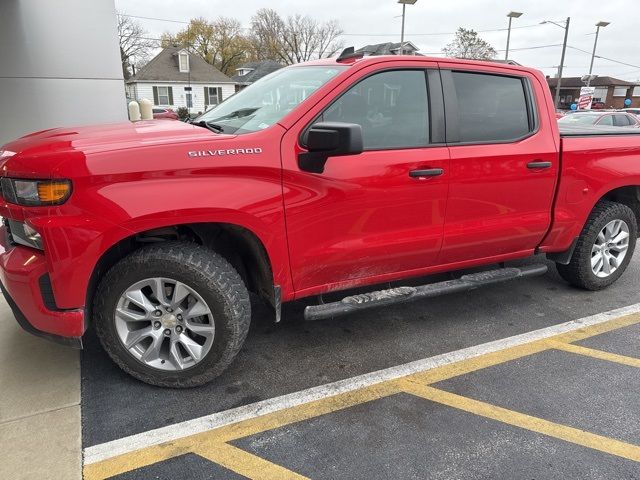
[42,173,291,309]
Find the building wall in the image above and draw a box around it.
[0,0,127,146]
[127,82,236,114]
[551,85,640,109]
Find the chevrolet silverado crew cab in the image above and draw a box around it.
[1,50,639,387]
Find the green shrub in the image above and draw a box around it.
[176,107,189,121]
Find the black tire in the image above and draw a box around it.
[556,201,637,290]
[94,242,251,388]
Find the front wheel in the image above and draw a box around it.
[556,201,637,290]
[94,242,251,388]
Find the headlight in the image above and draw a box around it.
[1,178,72,206]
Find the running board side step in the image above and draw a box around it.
[304,264,548,321]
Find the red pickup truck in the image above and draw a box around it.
[1,52,638,387]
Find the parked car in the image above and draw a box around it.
[620,108,640,118]
[152,108,178,120]
[558,111,640,127]
[2,54,640,387]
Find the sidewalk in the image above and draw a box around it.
[0,299,82,480]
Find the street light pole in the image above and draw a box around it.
[401,3,406,44]
[505,11,523,61]
[398,0,417,54]
[543,18,571,109]
[588,21,610,85]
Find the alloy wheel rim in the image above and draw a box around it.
[591,219,630,278]
[114,277,215,371]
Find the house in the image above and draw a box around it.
[231,60,284,92]
[547,76,640,109]
[356,41,420,56]
[125,46,235,114]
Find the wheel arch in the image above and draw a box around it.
[85,222,278,327]
[599,185,640,231]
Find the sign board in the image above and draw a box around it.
[578,86,596,110]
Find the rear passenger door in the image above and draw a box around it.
[438,67,559,264]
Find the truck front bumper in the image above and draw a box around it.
[0,240,84,348]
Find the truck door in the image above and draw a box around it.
[281,65,450,295]
[437,66,559,264]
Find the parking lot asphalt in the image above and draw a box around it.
[81,255,640,479]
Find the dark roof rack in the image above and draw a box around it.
[337,47,364,63]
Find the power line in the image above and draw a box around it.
[120,14,189,24]
[567,45,640,69]
[340,23,543,37]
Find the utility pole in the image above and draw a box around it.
[505,11,523,61]
[549,17,570,109]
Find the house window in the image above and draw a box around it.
[179,53,189,73]
[153,86,172,106]
[633,86,640,97]
[157,86,170,105]
[186,93,193,108]
[205,87,223,107]
[613,86,628,97]
[593,87,608,102]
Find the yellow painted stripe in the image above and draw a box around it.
[408,340,549,385]
[400,380,640,462]
[83,381,400,478]
[83,442,195,480]
[549,341,640,368]
[194,443,309,480]
[551,313,640,344]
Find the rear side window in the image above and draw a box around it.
[451,72,531,143]
[613,114,631,126]
[320,70,429,150]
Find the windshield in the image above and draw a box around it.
[558,114,601,125]
[198,66,347,135]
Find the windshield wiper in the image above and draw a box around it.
[193,120,224,134]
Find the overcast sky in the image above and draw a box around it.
[115,0,640,81]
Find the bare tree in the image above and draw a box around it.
[442,27,497,60]
[117,12,154,79]
[250,9,343,64]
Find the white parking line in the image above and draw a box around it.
[83,302,640,465]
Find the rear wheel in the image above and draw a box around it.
[556,201,637,290]
[94,242,250,387]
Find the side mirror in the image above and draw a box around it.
[299,122,363,173]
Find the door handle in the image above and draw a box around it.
[409,168,444,178]
[527,161,552,169]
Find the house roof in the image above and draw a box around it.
[356,42,419,56]
[547,76,639,88]
[231,60,284,84]
[127,46,232,84]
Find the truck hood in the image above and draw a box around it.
[0,121,236,176]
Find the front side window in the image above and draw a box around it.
[452,71,531,143]
[319,70,430,150]
[199,66,346,135]
[598,115,614,126]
